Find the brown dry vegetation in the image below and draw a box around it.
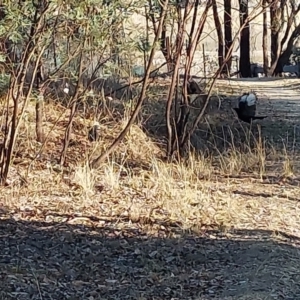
[1,77,300,299]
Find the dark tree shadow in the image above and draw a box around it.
[232,189,300,202]
[0,216,300,299]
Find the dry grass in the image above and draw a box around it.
[0,88,299,234]
[1,81,300,298]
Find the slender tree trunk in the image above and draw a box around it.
[270,0,281,68]
[262,0,269,76]
[35,62,44,143]
[224,0,232,76]
[212,0,224,74]
[152,2,173,73]
[239,0,251,78]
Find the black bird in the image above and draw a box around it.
[187,80,202,95]
[233,92,267,123]
[88,122,100,142]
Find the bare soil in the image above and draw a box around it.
[1,216,300,300]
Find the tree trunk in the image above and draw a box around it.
[212,0,224,73]
[280,1,300,49]
[271,1,300,75]
[239,0,251,78]
[262,0,269,76]
[224,0,232,76]
[35,62,44,143]
[270,0,281,71]
[274,23,300,75]
[149,0,173,73]
[161,28,173,72]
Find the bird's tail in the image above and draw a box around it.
[253,116,267,120]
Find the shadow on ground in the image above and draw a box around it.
[232,189,300,202]
[0,215,299,299]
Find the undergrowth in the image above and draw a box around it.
[0,88,299,236]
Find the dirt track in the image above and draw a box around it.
[214,78,300,147]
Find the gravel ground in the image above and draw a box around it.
[1,216,300,300]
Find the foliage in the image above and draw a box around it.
[0,0,142,183]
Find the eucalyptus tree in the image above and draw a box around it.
[0,0,138,183]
